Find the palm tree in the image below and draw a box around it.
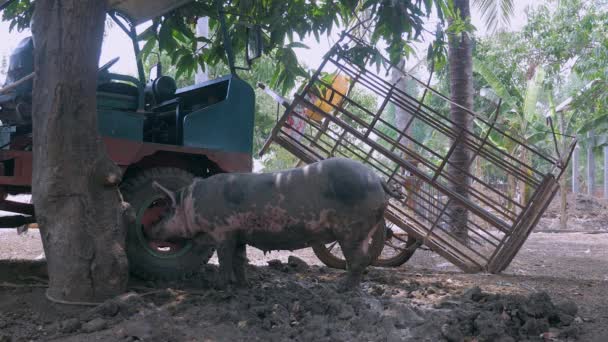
[446,0,514,242]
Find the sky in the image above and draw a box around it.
[0,1,544,85]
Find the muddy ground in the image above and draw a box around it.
[0,195,607,341]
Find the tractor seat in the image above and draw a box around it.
[97,81,140,97]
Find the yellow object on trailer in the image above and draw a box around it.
[304,73,350,122]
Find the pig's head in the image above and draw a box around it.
[145,181,193,242]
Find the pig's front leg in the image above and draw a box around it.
[216,239,236,288]
[233,243,249,287]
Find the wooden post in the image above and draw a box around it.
[604,144,608,199]
[587,131,595,196]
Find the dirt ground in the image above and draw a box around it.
[0,195,607,341]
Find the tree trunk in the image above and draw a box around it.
[587,131,595,196]
[32,0,129,302]
[447,0,473,243]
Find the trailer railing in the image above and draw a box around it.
[260,31,575,273]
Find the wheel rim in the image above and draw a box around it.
[323,241,344,261]
[135,195,192,259]
[378,224,415,261]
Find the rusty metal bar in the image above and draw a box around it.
[298,99,521,226]
[331,55,553,176]
[341,32,561,165]
[0,200,35,216]
[317,65,545,185]
[299,95,512,232]
[305,90,528,215]
[334,84,542,190]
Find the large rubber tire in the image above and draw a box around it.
[372,228,420,267]
[120,167,214,280]
[311,225,385,270]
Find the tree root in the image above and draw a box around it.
[2,281,212,307]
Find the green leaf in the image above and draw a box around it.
[522,67,545,123]
[139,39,157,61]
[473,57,518,108]
[285,42,309,49]
[578,113,608,135]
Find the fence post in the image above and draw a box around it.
[572,145,580,194]
[587,131,595,196]
[604,144,608,199]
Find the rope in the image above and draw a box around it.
[0,281,47,288]
[45,289,103,307]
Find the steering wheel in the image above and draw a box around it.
[98,57,120,74]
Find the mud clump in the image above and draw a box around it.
[287,256,309,271]
[541,193,608,232]
[437,288,581,341]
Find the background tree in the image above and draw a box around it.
[444,0,514,242]
[134,0,447,94]
[468,0,607,230]
[474,59,548,205]
[445,0,475,242]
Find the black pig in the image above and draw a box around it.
[148,157,399,289]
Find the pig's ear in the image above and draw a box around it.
[152,181,177,207]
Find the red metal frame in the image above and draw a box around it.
[0,136,252,219]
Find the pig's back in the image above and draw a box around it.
[193,157,386,218]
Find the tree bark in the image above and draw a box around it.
[447,0,473,243]
[32,0,129,302]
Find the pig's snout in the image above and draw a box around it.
[144,209,190,244]
[144,219,171,241]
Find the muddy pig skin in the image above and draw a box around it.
[149,157,398,289]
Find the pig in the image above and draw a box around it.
[147,157,400,290]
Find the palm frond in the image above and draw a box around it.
[473,0,514,33]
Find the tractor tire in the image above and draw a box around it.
[311,225,385,270]
[120,167,214,280]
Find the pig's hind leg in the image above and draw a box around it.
[233,243,250,287]
[216,239,236,288]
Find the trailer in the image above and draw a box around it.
[260,30,576,273]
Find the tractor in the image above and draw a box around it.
[0,0,261,279]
